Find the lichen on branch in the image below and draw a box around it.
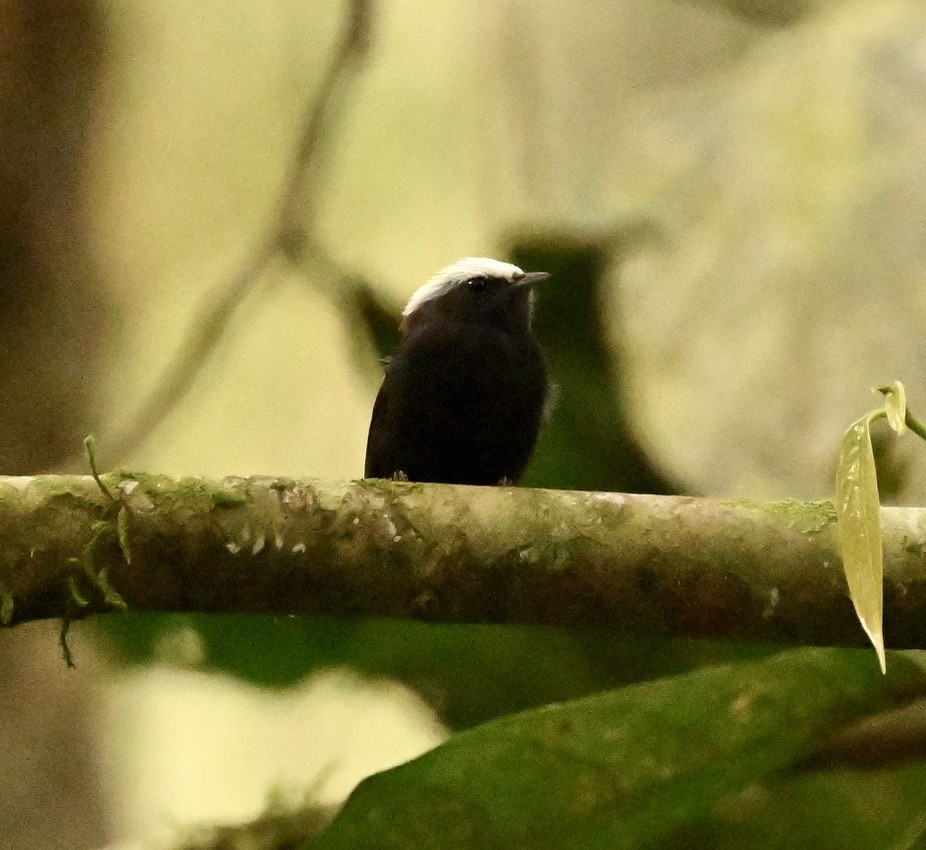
[2,474,926,650]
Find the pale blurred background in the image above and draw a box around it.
[5,0,926,847]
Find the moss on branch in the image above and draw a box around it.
[2,474,926,648]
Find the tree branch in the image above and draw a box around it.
[89,0,375,469]
[3,474,926,650]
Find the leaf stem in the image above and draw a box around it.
[83,435,114,501]
[905,410,926,442]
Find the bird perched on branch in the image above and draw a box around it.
[364,257,551,485]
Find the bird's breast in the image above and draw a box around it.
[369,319,547,484]
[396,322,543,398]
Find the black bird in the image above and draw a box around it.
[364,257,551,485]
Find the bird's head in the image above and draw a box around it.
[400,257,550,335]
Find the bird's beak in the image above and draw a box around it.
[513,271,550,288]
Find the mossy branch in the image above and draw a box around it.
[2,473,926,649]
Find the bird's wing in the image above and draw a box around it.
[364,377,394,478]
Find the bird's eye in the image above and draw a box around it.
[466,276,487,292]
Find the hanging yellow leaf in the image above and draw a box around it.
[835,413,885,673]
[881,381,907,436]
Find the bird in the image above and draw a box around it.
[364,257,551,485]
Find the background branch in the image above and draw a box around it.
[87,0,375,469]
[4,474,926,652]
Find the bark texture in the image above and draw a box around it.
[4,474,926,649]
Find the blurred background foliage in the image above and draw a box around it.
[5,0,926,847]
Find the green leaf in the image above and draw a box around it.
[835,413,885,673]
[690,761,926,849]
[881,381,907,436]
[117,506,133,565]
[310,648,926,849]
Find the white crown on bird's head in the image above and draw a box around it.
[402,257,527,319]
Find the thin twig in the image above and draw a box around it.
[83,434,114,500]
[278,0,373,251]
[88,0,375,468]
[798,697,926,771]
